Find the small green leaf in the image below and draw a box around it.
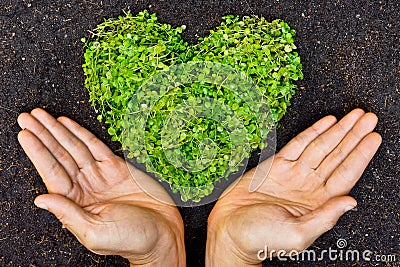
[82,11,303,203]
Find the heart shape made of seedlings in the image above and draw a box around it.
[82,10,303,204]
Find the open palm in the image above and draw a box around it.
[18,108,185,266]
[207,109,382,266]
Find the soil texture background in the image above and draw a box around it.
[0,1,399,266]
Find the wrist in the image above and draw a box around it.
[126,213,186,267]
[127,234,185,267]
[206,227,261,267]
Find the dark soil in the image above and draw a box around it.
[0,1,398,266]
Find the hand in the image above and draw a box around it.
[17,108,185,267]
[206,109,382,266]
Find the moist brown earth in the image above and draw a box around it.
[0,1,399,266]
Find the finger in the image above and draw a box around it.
[18,113,80,177]
[326,132,382,196]
[317,113,378,179]
[57,116,114,161]
[300,196,357,241]
[277,115,338,161]
[298,109,365,169]
[30,108,95,168]
[34,194,95,248]
[18,130,73,195]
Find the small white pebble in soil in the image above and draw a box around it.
[181,25,187,30]
[356,14,361,19]
[27,3,32,7]
[22,57,26,61]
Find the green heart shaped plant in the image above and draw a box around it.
[82,10,303,202]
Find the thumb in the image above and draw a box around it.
[34,194,94,243]
[301,196,357,240]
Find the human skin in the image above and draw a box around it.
[206,109,382,266]
[17,108,186,267]
[17,108,382,266]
